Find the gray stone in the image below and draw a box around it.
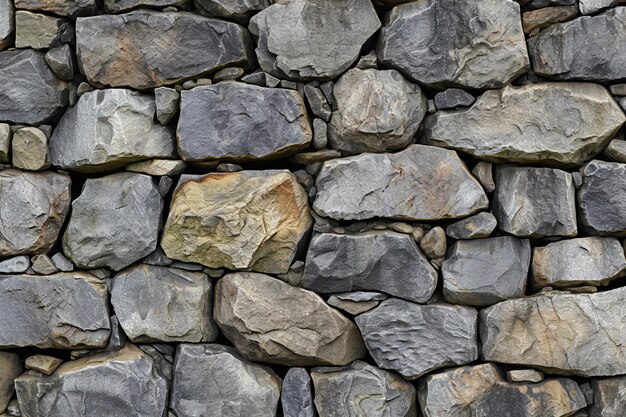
[282,368,317,417]
[302,231,437,303]
[50,89,176,173]
[355,50,378,70]
[12,127,50,171]
[76,11,254,89]
[45,45,74,81]
[214,272,366,366]
[62,173,164,271]
[355,298,478,380]
[493,166,577,238]
[327,292,386,315]
[154,87,179,125]
[526,0,576,7]
[170,343,281,417]
[104,315,126,352]
[589,376,626,417]
[446,212,497,240]
[0,256,30,274]
[14,11,73,50]
[328,68,427,154]
[126,159,186,176]
[580,0,626,13]
[240,71,280,88]
[25,355,62,376]
[472,161,495,193]
[603,140,626,163]
[0,124,9,163]
[195,0,269,23]
[213,67,245,82]
[14,0,96,16]
[0,272,109,349]
[434,88,475,110]
[0,352,21,413]
[522,5,578,34]
[249,0,380,81]
[419,227,446,259]
[51,253,73,272]
[177,83,311,161]
[304,84,331,122]
[0,0,13,50]
[421,83,626,167]
[377,0,529,89]
[507,369,544,383]
[610,83,626,96]
[312,118,328,149]
[30,255,57,275]
[104,0,189,12]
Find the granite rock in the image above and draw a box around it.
[14,11,73,50]
[0,353,21,413]
[282,368,317,417]
[445,212,497,240]
[0,256,30,273]
[14,0,96,16]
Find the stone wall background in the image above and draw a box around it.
[0,0,625,416]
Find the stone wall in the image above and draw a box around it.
[0,0,625,416]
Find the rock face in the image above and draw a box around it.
[177,83,311,161]
[0,49,68,124]
[377,0,529,89]
[282,368,317,417]
[589,376,626,417]
[0,272,109,349]
[302,231,437,303]
[421,83,626,167]
[214,272,366,366]
[50,89,176,173]
[314,145,488,221]
[249,0,381,81]
[63,173,164,271]
[170,344,281,417]
[528,8,626,82]
[328,68,427,154]
[312,361,417,417]
[0,353,22,413]
[355,298,478,380]
[15,344,168,417]
[480,286,626,376]
[14,0,96,16]
[0,170,71,256]
[76,11,254,89]
[161,171,312,274]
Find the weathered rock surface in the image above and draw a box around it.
[522,5,578,34]
[63,173,163,271]
[0,353,21,413]
[214,272,366,366]
[589,375,626,417]
[355,298,478,380]
[104,0,189,12]
[579,0,626,13]
[170,343,281,417]
[196,0,269,22]
[282,368,317,417]
[421,83,626,167]
[126,159,186,176]
[314,145,488,221]
[25,355,63,375]
[445,212,497,240]
[76,11,254,89]
[14,0,96,16]
[0,272,109,349]
[377,0,529,89]
[0,123,8,163]
[177,83,311,161]
[12,127,50,171]
[0,0,13,50]
[249,0,380,81]
[161,170,312,274]
[14,11,73,50]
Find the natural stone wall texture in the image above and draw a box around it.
[0,0,625,416]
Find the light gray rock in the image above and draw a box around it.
[446,212,497,240]
[126,159,186,177]
[104,0,190,12]
[0,352,21,413]
[14,0,96,16]
[580,0,626,13]
[603,140,626,163]
[195,0,269,23]
[62,173,164,271]
[327,292,388,315]
[282,368,317,417]
[177,83,311,161]
[0,124,9,163]
[507,369,544,383]
[249,0,380,81]
[0,0,13,50]
[45,45,74,81]
[51,253,73,272]
[154,87,179,125]
[14,11,73,50]
[314,144,488,221]
[355,298,478,380]
[31,254,58,275]
[25,355,63,375]
[589,376,626,417]
[0,256,30,273]
[12,127,50,171]
[442,236,531,307]
[312,118,328,150]
[434,88,475,110]
[170,344,281,417]
[302,231,437,303]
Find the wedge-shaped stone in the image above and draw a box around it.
[14,0,96,16]
[421,83,625,167]
[314,145,488,221]
[177,83,311,161]
[76,11,254,89]
[214,272,366,366]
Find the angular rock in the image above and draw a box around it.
[302,231,437,303]
[170,344,281,417]
[442,236,530,306]
[314,145,488,221]
[12,127,50,171]
[51,253,73,272]
[196,0,269,23]
[0,256,30,273]
[63,173,164,271]
[104,0,189,13]
[472,161,495,192]
[434,88,475,110]
[419,226,446,259]
[154,86,179,125]
[0,0,13,50]
[355,298,478,380]
[603,140,626,163]
[25,355,62,375]
[522,5,578,34]
[0,124,9,163]
[377,0,529,89]
[493,166,577,238]
[177,83,311,161]
[282,368,317,417]
[31,254,59,275]
[446,212,497,240]
[14,0,96,16]
[214,272,366,366]
[45,45,74,81]
[0,352,21,413]
[161,171,312,274]
[76,11,254,89]
[328,68,427,154]
[421,83,626,167]
[589,376,626,417]
[327,292,388,315]
[580,0,626,14]
[249,0,380,81]
[126,159,186,176]
[14,11,73,50]
[507,369,544,383]
[291,149,342,165]
[304,84,331,122]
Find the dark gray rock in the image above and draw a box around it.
[0,352,21,414]
[589,375,626,417]
[195,0,269,23]
[14,0,96,16]
[14,11,73,50]
[434,88,475,110]
[104,0,190,13]
[45,45,74,81]
[526,0,576,7]
[282,368,317,417]
[419,226,446,259]
[0,0,13,50]
[445,212,497,240]
[0,256,30,274]
[154,87,179,125]
[304,84,331,122]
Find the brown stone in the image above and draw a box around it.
[522,6,578,34]
[25,355,62,375]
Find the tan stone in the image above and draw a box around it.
[25,355,62,375]
[522,6,578,34]
[11,127,50,171]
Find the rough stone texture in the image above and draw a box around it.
[589,376,626,417]
[104,0,190,12]
[304,84,331,122]
[76,11,254,89]
[328,68,426,154]
[314,145,488,221]
[15,344,168,417]
[214,272,366,366]
[434,88,475,110]
[161,170,312,274]
[51,253,73,272]
[603,140,626,163]
[421,83,626,167]
[355,298,478,380]
[522,5,578,34]
[580,0,626,13]
[196,0,269,23]
[154,86,179,125]
[0,0,13,50]
[0,353,21,413]
[480,286,626,376]
[0,272,110,349]
[63,173,164,271]
[25,355,63,375]
[249,0,381,81]
[111,264,218,343]
[12,127,50,171]
[312,361,417,417]
[177,83,311,161]
[170,343,281,417]
[282,368,317,417]
[50,89,176,173]
[14,11,73,50]
[442,236,531,307]
[45,45,74,81]
[0,256,30,273]
[446,212,497,240]
[493,166,577,238]
[377,0,529,89]
[14,0,96,16]
[302,231,437,303]
[0,170,71,256]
